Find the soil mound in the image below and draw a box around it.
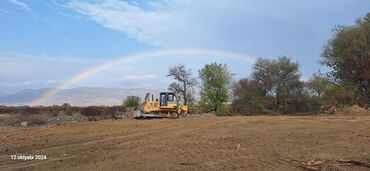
[329,105,370,115]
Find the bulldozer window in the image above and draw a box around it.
[160,94,166,106]
[168,94,174,101]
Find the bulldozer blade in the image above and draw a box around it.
[133,110,162,119]
[133,110,143,119]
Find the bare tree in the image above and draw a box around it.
[168,82,182,104]
[167,64,197,105]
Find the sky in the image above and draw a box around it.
[0,0,369,94]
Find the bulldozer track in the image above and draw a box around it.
[0,118,237,170]
[1,116,369,171]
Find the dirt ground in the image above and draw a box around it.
[0,116,370,171]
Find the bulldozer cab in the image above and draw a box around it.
[160,92,176,107]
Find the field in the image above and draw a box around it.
[1,115,370,171]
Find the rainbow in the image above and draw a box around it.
[29,48,256,106]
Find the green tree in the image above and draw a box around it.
[251,56,303,113]
[306,72,329,98]
[252,58,277,96]
[321,12,370,107]
[274,56,303,113]
[198,63,232,115]
[122,96,141,108]
[231,78,265,114]
[321,83,353,108]
[167,64,197,105]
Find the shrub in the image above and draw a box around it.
[122,96,141,108]
[27,114,49,125]
[321,84,354,108]
[62,103,73,116]
[81,106,126,121]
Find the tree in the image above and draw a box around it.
[167,82,182,104]
[167,64,197,105]
[252,58,277,96]
[250,56,303,113]
[321,83,353,108]
[231,78,265,114]
[274,56,303,113]
[321,12,370,107]
[198,63,232,115]
[122,96,141,108]
[306,72,329,98]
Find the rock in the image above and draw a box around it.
[21,121,28,127]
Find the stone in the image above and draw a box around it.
[21,121,28,127]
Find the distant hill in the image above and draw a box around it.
[0,87,160,106]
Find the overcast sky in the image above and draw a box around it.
[0,0,369,93]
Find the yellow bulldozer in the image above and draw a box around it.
[133,92,188,119]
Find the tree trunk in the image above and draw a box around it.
[183,81,187,105]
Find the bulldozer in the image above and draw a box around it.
[133,92,188,119]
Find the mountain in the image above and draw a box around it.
[0,87,160,106]
[0,88,50,105]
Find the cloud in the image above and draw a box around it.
[65,0,184,47]
[64,0,351,51]
[7,0,32,11]
[64,0,325,51]
[65,0,263,48]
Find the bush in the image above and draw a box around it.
[122,96,141,108]
[231,79,266,115]
[27,114,49,125]
[321,84,354,108]
[62,103,73,116]
[4,114,49,126]
[81,106,126,121]
[81,106,108,116]
[0,105,126,124]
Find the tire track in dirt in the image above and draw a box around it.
[0,122,189,169]
[2,116,370,170]
[2,121,179,153]
[1,119,196,153]
[0,117,239,170]
[112,117,245,170]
